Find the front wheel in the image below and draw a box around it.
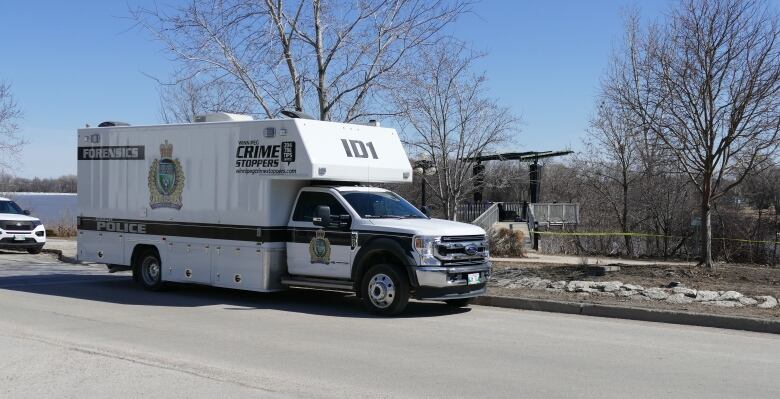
[135,250,165,291]
[361,264,410,316]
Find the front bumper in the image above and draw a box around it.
[413,262,491,300]
[0,227,46,250]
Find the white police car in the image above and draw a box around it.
[0,197,46,254]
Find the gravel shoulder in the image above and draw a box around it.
[489,261,780,320]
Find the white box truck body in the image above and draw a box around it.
[77,115,490,314]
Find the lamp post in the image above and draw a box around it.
[413,160,436,208]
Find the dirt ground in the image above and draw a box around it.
[488,261,780,319]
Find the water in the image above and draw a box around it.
[2,193,78,226]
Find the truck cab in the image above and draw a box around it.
[283,186,490,314]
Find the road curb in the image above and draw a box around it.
[42,248,79,264]
[474,295,780,334]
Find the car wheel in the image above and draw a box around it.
[444,298,472,308]
[361,264,409,316]
[136,250,165,291]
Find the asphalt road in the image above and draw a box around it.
[1,252,778,398]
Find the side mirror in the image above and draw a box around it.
[336,214,352,230]
[312,205,331,227]
[23,210,31,216]
[420,206,430,216]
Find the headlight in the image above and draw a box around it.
[413,235,440,265]
[32,220,42,227]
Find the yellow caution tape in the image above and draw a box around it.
[530,230,780,245]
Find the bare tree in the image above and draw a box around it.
[132,0,468,122]
[0,82,24,172]
[159,77,254,123]
[607,0,780,269]
[395,43,518,220]
[580,102,641,255]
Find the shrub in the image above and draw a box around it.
[488,228,525,257]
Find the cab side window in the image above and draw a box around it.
[292,192,348,222]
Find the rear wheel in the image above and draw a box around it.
[444,298,472,308]
[135,250,165,291]
[361,264,409,316]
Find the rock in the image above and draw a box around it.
[595,281,623,292]
[494,278,512,288]
[756,296,778,309]
[694,290,719,302]
[622,284,644,291]
[630,294,651,301]
[566,281,596,293]
[672,287,697,297]
[666,293,693,304]
[592,291,616,298]
[642,287,670,300]
[738,297,758,306]
[550,281,567,290]
[515,277,539,288]
[531,279,552,290]
[705,300,744,308]
[545,288,564,293]
[718,291,743,301]
[616,289,638,297]
[507,283,519,289]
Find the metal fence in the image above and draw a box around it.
[471,203,500,232]
[459,202,580,226]
[456,202,493,222]
[531,203,580,227]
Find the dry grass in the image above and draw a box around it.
[489,228,525,257]
[45,215,77,238]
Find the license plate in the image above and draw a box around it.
[467,272,481,284]
[13,235,25,241]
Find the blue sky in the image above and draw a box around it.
[0,0,671,178]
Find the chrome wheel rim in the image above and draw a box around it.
[142,256,160,285]
[368,273,395,309]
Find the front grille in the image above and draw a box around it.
[0,237,36,243]
[435,235,487,262]
[1,222,33,231]
[441,235,484,242]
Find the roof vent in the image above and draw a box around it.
[98,121,130,127]
[194,112,254,123]
[280,110,316,120]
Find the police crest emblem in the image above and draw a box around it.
[148,140,185,209]
[309,229,331,264]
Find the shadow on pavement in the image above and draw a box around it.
[0,271,471,319]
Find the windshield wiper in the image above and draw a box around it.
[364,214,403,219]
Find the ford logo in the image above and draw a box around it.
[465,244,479,256]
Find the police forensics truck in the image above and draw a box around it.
[77,113,490,315]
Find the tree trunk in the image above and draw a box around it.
[701,200,714,270]
[622,182,632,257]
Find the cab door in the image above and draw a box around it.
[287,190,353,279]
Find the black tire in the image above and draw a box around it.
[360,264,410,316]
[444,298,472,308]
[135,249,165,291]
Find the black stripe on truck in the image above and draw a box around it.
[77,217,290,242]
[77,217,379,245]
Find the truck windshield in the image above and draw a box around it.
[0,200,24,215]
[341,191,426,219]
